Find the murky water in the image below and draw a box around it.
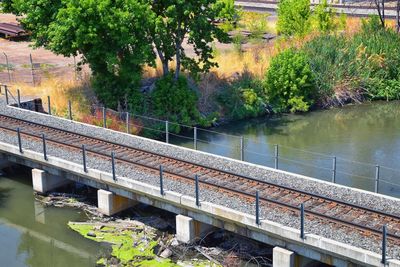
[171,101,400,198]
[0,170,106,267]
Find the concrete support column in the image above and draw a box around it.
[0,154,12,171]
[176,214,215,244]
[273,247,295,267]
[32,169,71,194]
[97,189,136,216]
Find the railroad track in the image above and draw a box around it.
[0,114,400,245]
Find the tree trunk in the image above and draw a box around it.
[156,48,169,77]
[175,39,181,81]
[375,0,385,28]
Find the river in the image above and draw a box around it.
[171,101,400,198]
[0,169,106,267]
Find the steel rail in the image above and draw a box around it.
[0,114,398,221]
[0,115,399,241]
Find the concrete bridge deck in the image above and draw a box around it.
[0,96,400,266]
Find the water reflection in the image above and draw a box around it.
[171,101,400,197]
[0,171,107,267]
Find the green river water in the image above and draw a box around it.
[1,101,400,266]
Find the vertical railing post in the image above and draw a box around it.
[240,136,244,161]
[375,165,380,193]
[5,85,9,105]
[274,144,279,169]
[17,89,21,108]
[30,53,35,86]
[382,224,387,264]
[195,174,200,207]
[300,203,305,239]
[165,120,169,144]
[194,127,197,150]
[111,152,116,181]
[47,96,51,115]
[3,52,11,82]
[17,128,23,154]
[82,145,87,173]
[68,100,72,120]
[159,165,164,196]
[42,134,48,161]
[332,156,337,183]
[102,106,107,128]
[255,191,260,225]
[126,112,130,134]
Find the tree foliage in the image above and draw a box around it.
[147,0,228,80]
[277,0,311,36]
[313,0,336,33]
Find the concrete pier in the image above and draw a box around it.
[0,154,12,171]
[176,214,214,243]
[32,168,71,194]
[273,247,295,267]
[97,189,136,216]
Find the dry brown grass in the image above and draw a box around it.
[6,75,94,117]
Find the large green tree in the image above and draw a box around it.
[7,0,155,110]
[148,0,228,80]
[46,0,155,109]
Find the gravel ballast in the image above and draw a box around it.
[0,97,399,259]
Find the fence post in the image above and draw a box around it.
[194,127,198,150]
[111,152,116,181]
[102,106,107,128]
[47,96,51,115]
[159,165,164,196]
[126,112,130,134]
[239,136,244,161]
[332,156,337,183]
[17,89,21,108]
[82,145,87,173]
[195,174,200,207]
[382,224,387,264]
[300,203,305,239]
[375,165,380,193]
[5,85,9,104]
[3,52,11,82]
[68,100,72,120]
[255,191,260,225]
[274,144,279,169]
[17,128,23,154]
[165,120,169,144]
[29,53,35,86]
[42,134,48,161]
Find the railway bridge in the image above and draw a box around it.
[0,95,400,267]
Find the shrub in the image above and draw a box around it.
[264,49,316,113]
[313,0,336,33]
[277,0,311,36]
[151,74,201,128]
[217,73,267,119]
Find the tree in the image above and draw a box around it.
[45,0,155,110]
[147,0,228,80]
[314,0,336,33]
[277,0,311,36]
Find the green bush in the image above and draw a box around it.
[264,49,316,113]
[151,74,201,128]
[217,74,267,119]
[313,0,336,33]
[277,0,311,36]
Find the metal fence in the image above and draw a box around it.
[1,85,400,198]
[0,52,81,85]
